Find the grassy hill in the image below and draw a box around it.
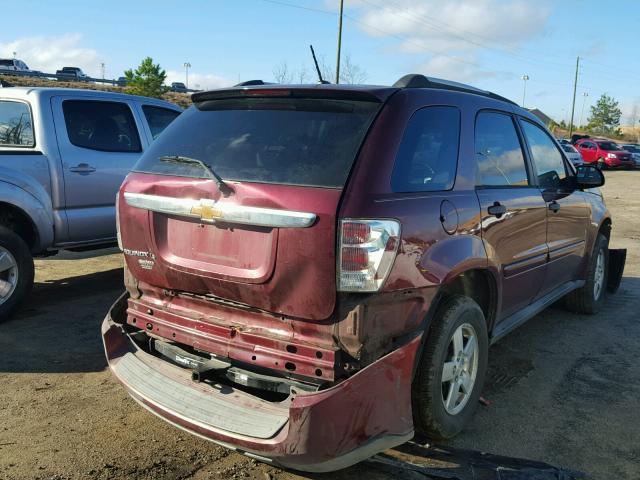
[0,74,192,108]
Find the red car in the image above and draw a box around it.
[574,138,634,169]
[103,75,624,471]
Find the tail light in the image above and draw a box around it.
[115,192,122,251]
[338,219,400,292]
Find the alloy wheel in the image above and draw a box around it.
[441,323,479,415]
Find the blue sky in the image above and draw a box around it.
[2,0,639,125]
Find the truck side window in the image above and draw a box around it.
[142,106,180,140]
[62,100,142,153]
[519,120,569,190]
[391,106,460,192]
[0,100,35,147]
[475,112,529,187]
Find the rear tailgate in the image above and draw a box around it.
[119,174,341,319]
[119,91,386,321]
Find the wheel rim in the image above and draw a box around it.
[0,247,18,305]
[441,323,479,415]
[593,249,605,300]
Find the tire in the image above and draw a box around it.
[0,226,34,321]
[564,233,608,314]
[412,295,489,440]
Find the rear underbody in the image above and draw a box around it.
[103,292,421,472]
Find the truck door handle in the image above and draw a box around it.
[487,202,507,218]
[549,201,561,213]
[69,163,96,174]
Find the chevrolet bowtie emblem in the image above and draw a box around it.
[190,200,222,221]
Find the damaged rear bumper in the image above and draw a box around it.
[102,293,420,472]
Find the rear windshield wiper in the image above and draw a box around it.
[159,155,234,197]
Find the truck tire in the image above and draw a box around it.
[564,233,608,314]
[412,295,488,440]
[0,226,34,320]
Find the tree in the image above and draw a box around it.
[587,93,622,135]
[273,62,293,84]
[339,54,368,84]
[124,57,167,98]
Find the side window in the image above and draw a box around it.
[520,120,568,189]
[62,100,142,152]
[0,100,35,147]
[391,106,460,192]
[142,106,181,140]
[475,111,529,187]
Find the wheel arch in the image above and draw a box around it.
[0,181,54,253]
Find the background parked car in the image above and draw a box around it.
[620,144,640,168]
[574,138,634,169]
[0,59,30,73]
[560,143,582,166]
[170,82,187,93]
[56,67,89,81]
[0,87,181,318]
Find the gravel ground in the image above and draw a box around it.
[0,171,638,480]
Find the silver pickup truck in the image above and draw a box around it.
[0,86,181,318]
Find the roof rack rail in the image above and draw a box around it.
[392,73,517,106]
[234,80,276,87]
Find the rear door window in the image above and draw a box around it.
[134,98,380,188]
[142,105,181,140]
[0,100,34,147]
[475,112,529,187]
[62,100,141,152]
[391,106,460,192]
[519,120,569,189]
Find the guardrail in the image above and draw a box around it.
[0,69,199,92]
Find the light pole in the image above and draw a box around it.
[579,92,588,128]
[100,62,105,80]
[183,62,191,89]
[521,74,529,108]
[12,51,16,59]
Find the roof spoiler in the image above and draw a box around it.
[192,87,386,104]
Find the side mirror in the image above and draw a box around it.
[576,164,605,188]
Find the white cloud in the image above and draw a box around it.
[165,70,232,90]
[0,34,101,76]
[356,0,550,49]
[343,0,551,81]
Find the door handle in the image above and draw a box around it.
[487,201,507,218]
[549,201,561,213]
[69,163,96,174]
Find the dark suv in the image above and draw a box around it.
[102,75,625,472]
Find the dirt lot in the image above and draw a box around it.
[0,171,638,480]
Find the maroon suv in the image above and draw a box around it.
[102,75,625,472]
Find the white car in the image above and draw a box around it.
[620,144,640,168]
[0,58,30,72]
[561,143,583,166]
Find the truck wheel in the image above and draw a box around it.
[0,226,34,320]
[564,233,608,314]
[412,295,488,440]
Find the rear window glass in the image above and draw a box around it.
[133,98,380,188]
[142,105,181,139]
[475,112,529,187]
[391,106,460,192]
[62,100,141,153]
[0,100,35,147]
[0,60,14,67]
